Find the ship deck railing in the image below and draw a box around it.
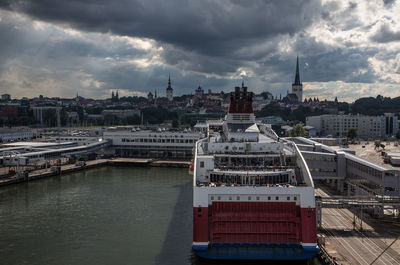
[195,182,307,188]
[213,165,297,172]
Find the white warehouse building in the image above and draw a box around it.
[0,128,36,142]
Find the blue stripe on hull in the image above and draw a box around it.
[192,243,318,260]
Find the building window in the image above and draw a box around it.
[200,161,204,168]
[236,196,240,200]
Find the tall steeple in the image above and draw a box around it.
[294,55,301,85]
[166,75,173,101]
[291,55,303,103]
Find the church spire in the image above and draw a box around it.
[168,75,171,89]
[294,55,301,85]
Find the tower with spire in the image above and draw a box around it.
[166,75,173,101]
[292,55,303,103]
[111,90,119,102]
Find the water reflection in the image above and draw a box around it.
[0,166,320,265]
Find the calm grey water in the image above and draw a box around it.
[0,167,319,265]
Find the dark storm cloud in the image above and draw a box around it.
[371,24,400,43]
[0,0,321,58]
[0,0,398,101]
[94,63,236,96]
[304,49,377,83]
[383,0,395,6]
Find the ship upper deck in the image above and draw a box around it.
[193,85,314,189]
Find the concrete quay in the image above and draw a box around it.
[0,158,190,187]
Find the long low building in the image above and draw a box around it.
[0,140,110,166]
[103,129,202,159]
[0,128,36,142]
[294,137,400,197]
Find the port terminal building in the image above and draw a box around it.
[0,140,110,166]
[103,128,201,159]
[294,137,400,197]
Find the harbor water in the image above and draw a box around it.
[0,166,320,265]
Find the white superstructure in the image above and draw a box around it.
[192,85,318,260]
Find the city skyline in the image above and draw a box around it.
[0,0,399,102]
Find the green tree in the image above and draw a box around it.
[43,109,57,126]
[60,109,68,126]
[126,115,141,125]
[347,128,358,140]
[142,107,178,124]
[288,124,308,137]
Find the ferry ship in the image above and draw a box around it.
[192,85,318,260]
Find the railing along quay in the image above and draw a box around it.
[318,196,400,208]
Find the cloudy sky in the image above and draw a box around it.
[0,0,399,102]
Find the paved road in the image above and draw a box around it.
[316,187,400,265]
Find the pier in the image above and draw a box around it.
[0,158,190,187]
